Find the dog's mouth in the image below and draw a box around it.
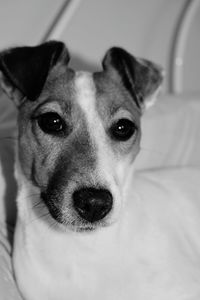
[40,187,113,231]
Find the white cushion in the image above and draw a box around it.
[0,222,22,300]
[0,91,17,225]
[135,93,200,170]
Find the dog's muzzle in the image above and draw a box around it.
[73,187,113,223]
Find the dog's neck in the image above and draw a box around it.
[13,151,200,300]
[13,155,138,300]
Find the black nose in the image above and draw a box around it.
[73,188,113,223]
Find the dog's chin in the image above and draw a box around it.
[51,213,112,233]
[40,192,115,232]
[40,202,112,232]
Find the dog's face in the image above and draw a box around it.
[0,41,163,231]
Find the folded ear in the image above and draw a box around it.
[0,41,70,106]
[102,47,164,110]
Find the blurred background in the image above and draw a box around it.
[0,0,199,93]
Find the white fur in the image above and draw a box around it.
[75,72,125,222]
[13,157,200,300]
[13,73,200,300]
[13,73,132,299]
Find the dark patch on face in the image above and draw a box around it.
[17,67,98,225]
[18,67,75,181]
[40,133,96,223]
[93,71,141,117]
[102,49,141,108]
[93,71,141,157]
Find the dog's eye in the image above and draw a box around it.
[37,112,65,135]
[110,119,137,141]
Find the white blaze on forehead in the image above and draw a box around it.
[74,71,123,219]
[75,72,98,123]
[74,72,115,178]
[74,71,106,147]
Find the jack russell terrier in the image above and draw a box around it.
[1,41,199,300]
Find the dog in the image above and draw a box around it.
[0,41,165,299]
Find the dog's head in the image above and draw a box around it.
[0,41,163,231]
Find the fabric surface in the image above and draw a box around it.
[0,91,21,299]
[0,90,17,226]
[0,222,22,299]
[135,93,200,170]
[123,167,200,299]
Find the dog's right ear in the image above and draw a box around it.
[0,41,70,106]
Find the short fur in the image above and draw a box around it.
[0,41,163,300]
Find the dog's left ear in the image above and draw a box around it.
[102,47,164,110]
[0,41,70,106]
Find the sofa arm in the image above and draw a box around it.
[0,222,23,300]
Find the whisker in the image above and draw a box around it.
[48,218,59,231]
[27,211,50,226]
[31,201,44,210]
[17,194,42,211]
[19,193,40,201]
